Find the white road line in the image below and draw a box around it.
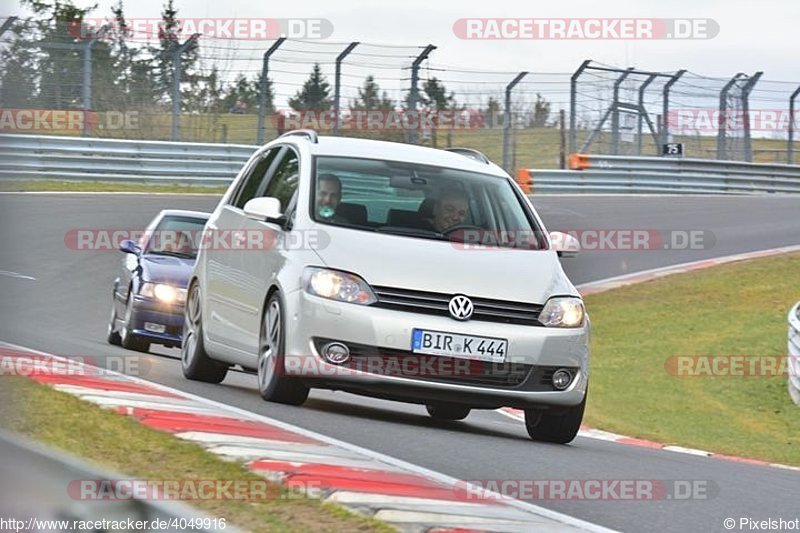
[0,270,36,281]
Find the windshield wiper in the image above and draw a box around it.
[374,226,446,240]
[148,250,196,259]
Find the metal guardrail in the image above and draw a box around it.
[517,153,800,194]
[518,168,800,194]
[569,153,800,180]
[0,431,232,532]
[789,302,800,406]
[0,134,257,185]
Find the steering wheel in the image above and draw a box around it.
[441,223,485,236]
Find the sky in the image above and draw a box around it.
[8,0,794,80]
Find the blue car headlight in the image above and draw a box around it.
[140,282,186,304]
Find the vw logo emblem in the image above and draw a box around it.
[448,295,474,321]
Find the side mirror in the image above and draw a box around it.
[243,197,285,225]
[549,231,580,258]
[119,239,140,254]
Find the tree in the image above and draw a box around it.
[527,93,551,128]
[14,0,97,109]
[0,20,39,107]
[483,96,501,128]
[421,77,457,111]
[351,75,393,111]
[288,63,332,112]
[151,0,198,105]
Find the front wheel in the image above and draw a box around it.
[107,298,122,346]
[181,283,228,384]
[257,292,309,406]
[524,394,586,444]
[120,291,150,353]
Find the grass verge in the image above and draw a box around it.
[583,252,800,465]
[0,180,227,194]
[0,377,393,533]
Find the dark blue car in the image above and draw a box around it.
[107,210,209,352]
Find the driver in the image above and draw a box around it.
[428,189,469,232]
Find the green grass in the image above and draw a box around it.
[0,180,228,194]
[583,252,800,465]
[0,378,393,533]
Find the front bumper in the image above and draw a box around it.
[131,296,185,346]
[283,289,589,410]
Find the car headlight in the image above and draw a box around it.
[140,282,186,304]
[303,267,377,305]
[539,297,585,328]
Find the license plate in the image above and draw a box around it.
[411,329,508,363]
[144,322,166,333]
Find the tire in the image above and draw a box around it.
[107,297,122,346]
[181,282,228,384]
[524,394,586,444]
[256,292,309,406]
[120,290,150,353]
[425,403,471,421]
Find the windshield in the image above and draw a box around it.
[144,216,208,258]
[311,156,546,249]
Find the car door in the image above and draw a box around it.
[236,146,301,357]
[204,148,281,349]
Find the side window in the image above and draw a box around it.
[261,148,299,212]
[230,148,280,209]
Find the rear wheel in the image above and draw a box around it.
[257,292,309,405]
[425,403,471,421]
[120,291,150,353]
[181,282,228,383]
[524,394,586,444]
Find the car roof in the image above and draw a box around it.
[274,135,509,178]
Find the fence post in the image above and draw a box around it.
[789,85,800,164]
[569,60,592,154]
[740,72,763,162]
[636,74,657,155]
[502,71,527,173]
[407,44,436,144]
[662,69,686,149]
[559,109,567,169]
[333,42,359,136]
[256,38,286,144]
[171,34,199,142]
[716,73,746,160]
[610,67,634,155]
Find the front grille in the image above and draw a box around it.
[371,286,543,325]
[314,339,567,390]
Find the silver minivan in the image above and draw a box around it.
[182,130,589,443]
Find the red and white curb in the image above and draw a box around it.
[519,244,800,472]
[1,344,612,533]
